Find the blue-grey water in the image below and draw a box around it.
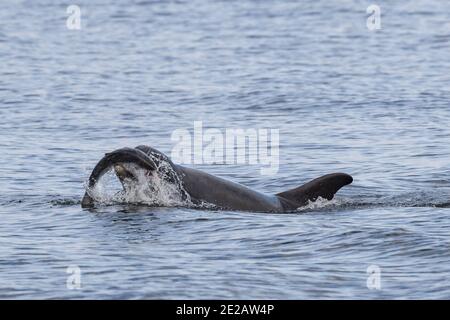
[1,0,450,299]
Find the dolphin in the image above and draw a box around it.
[81,145,353,212]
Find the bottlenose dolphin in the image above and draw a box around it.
[81,145,353,212]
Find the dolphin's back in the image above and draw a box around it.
[178,166,283,212]
[179,166,353,212]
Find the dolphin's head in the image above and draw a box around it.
[82,145,186,207]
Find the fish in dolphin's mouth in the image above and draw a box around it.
[113,163,136,181]
[112,162,158,195]
[113,163,151,186]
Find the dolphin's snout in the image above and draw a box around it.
[81,192,95,208]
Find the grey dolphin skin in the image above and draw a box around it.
[81,145,353,212]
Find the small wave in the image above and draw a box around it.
[50,198,80,206]
[0,195,81,208]
[294,192,450,213]
[433,202,450,208]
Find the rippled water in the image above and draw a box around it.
[1,0,450,299]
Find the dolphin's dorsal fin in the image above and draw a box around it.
[276,173,353,208]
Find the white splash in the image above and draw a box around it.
[296,196,341,212]
[84,168,120,206]
[85,161,192,207]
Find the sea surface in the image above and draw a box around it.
[1,0,450,299]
